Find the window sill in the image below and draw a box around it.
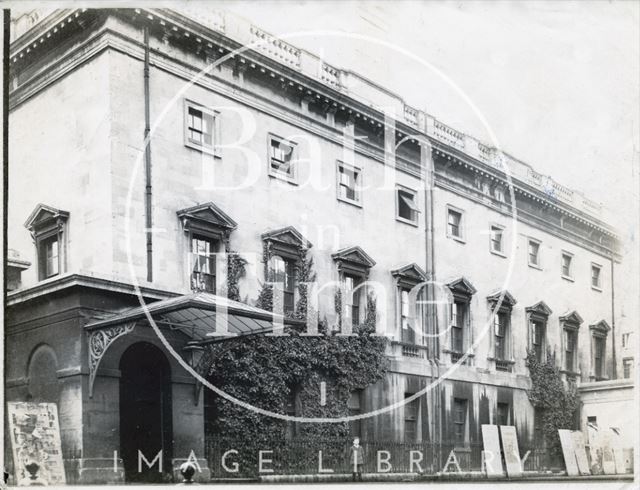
[487,357,515,364]
[396,216,419,227]
[591,285,603,292]
[528,263,542,271]
[490,249,507,258]
[268,172,298,186]
[560,369,581,377]
[561,275,575,282]
[185,141,221,158]
[446,234,466,244]
[337,196,362,208]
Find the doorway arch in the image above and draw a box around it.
[119,342,173,482]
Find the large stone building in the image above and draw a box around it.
[5,7,632,483]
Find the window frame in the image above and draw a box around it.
[497,402,510,426]
[342,273,364,329]
[396,185,420,226]
[183,99,221,157]
[403,393,420,442]
[336,160,363,207]
[267,133,298,184]
[591,263,602,291]
[453,398,468,449]
[269,254,297,316]
[489,224,506,257]
[622,358,633,379]
[190,233,219,294]
[561,251,574,281]
[446,205,465,243]
[527,238,542,270]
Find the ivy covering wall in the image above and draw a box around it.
[526,350,579,454]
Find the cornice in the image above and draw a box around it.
[9,8,620,254]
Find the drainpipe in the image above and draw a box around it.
[610,257,617,378]
[422,139,441,463]
[143,26,153,282]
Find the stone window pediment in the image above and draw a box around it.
[590,319,611,336]
[24,204,69,280]
[177,202,237,243]
[525,300,552,319]
[447,276,476,301]
[560,310,583,329]
[25,203,69,236]
[486,290,517,310]
[332,246,376,278]
[262,226,312,260]
[391,263,427,289]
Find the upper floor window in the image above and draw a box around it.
[268,134,297,183]
[528,239,541,268]
[184,101,220,156]
[526,301,552,363]
[343,273,363,329]
[622,332,632,349]
[487,290,516,371]
[191,235,217,293]
[591,263,602,290]
[490,225,505,256]
[332,246,376,332]
[396,186,419,225]
[561,251,573,280]
[392,263,427,346]
[177,202,238,293]
[446,277,476,363]
[337,161,362,206]
[270,255,296,315]
[446,206,464,241]
[590,320,610,381]
[262,226,313,316]
[24,204,69,281]
[560,311,583,373]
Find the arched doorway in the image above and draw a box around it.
[119,342,172,482]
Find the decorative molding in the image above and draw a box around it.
[332,246,376,278]
[87,321,136,397]
[525,301,553,318]
[486,289,517,309]
[24,203,69,233]
[446,276,477,297]
[560,310,584,326]
[391,263,427,288]
[589,319,611,335]
[177,201,237,247]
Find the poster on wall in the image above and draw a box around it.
[7,402,66,486]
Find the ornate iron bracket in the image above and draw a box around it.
[88,321,136,397]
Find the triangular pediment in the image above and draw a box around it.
[447,276,477,296]
[177,202,237,231]
[332,246,376,268]
[487,289,517,307]
[261,226,312,249]
[560,310,583,325]
[590,319,611,333]
[391,263,427,282]
[525,301,553,317]
[24,203,69,231]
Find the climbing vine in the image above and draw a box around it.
[226,250,247,302]
[525,350,579,454]
[203,255,388,473]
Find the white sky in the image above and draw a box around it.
[205,0,639,236]
[7,1,639,235]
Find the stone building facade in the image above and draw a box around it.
[5,8,628,483]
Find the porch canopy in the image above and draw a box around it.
[84,292,302,396]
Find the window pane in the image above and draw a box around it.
[529,241,539,264]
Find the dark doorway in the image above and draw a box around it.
[119,342,173,482]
